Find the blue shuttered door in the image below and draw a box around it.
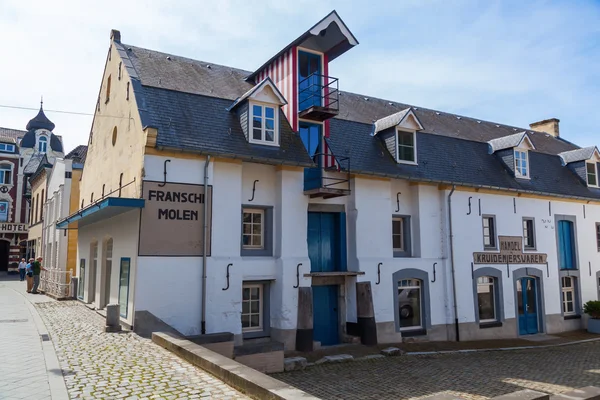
[517,277,539,335]
[298,51,322,110]
[312,285,339,346]
[557,220,576,270]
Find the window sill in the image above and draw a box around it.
[248,139,280,147]
[396,160,418,166]
[400,328,426,337]
[479,321,502,329]
[559,268,579,272]
[240,250,273,257]
[483,248,498,252]
[564,314,581,321]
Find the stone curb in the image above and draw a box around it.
[153,332,320,400]
[404,337,600,356]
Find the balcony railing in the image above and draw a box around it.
[298,73,340,121]
[304,153,350,199]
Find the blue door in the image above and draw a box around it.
[298,51,322,110]
[557,220,576,270]
[312,285,339,346]
[517,277,539,335]
[301,122,322,191]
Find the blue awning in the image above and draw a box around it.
[57,197,145,229]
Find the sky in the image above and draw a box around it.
[0,0,599,153]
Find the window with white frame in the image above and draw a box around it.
[38,136,48,153]
[396,130,416,163]
[250,104,278,145]
[392,216,411,257]
[0,143,15,153]
[242,209,264,249]
[398,279,422,329]
[0,163,12,185]
[241,283,263,332]
[523,217,536,249]
[482,215,497,249]
[561,276,576,315]
[477,276,497,322]
[587,162,598,187]
[514,149,529,178]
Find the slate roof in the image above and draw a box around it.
[24,154,47,175]
[327,119,600,201]
[65,145,88,165]
[20,131,64,153]
[488,132,531,153]
[0,127,26,142]
[117,40,598,200]
[26,105,56,131]
[558,147,599,165]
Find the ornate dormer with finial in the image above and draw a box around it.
[20,99,64,171]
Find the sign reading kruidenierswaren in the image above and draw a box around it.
[138,181,212,256]
[473,235,548,264]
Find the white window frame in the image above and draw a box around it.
[242,208,264,250]
[0,163,12,185]
[249,102,279,147]
[241,283,263,333]
[398,279,422,331]
[396,128,417,165]
[561,276,576,316]
[482,215,497,250]
[38,136,48,153]
[514,148,529,179]
[522,217,536,250]
[586,162,598,188]
[477,276,497,323]
[392,217,405,252]
[0,143,15,153]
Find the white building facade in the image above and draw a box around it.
[59,13,600,350]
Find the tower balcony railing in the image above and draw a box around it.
[303,153,350,199]
[298,73,339,121]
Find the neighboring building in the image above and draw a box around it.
[23,104,65,261]
[41,145,86,295]
[59,12,600,349]
[0,127,27,273]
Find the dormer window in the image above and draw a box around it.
[514,149,529,178]
[0,144,15,153]
[397,129,417,164]
[587,162,598,187]
[38,136,48,153]
[250,103,278,146]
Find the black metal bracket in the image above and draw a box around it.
[248,180,259,202]
[395,192,401,212]
[549,201,552,216]
[467,197,472,215]
[526,267,529,276]
[513,198,517,214]
[478,199,482,216]
[590,261,592,277]
[506,263,510,278]
[222,263,232,291]
[376,263,382,285]
[471,262,474,279]
[293,263,302,288]
[431,263,437,283]
[546,262,549,278]
[158,159,171,187]
[584,204,586,219]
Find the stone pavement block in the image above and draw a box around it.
[284,356,308,371]
[493,389,550,400]
[551,387,600,400]
[380,347,405,356]
[314,354,354,364]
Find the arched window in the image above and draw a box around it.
[0,163,12,185]
[38,136,48,153]
[398,279,422,329]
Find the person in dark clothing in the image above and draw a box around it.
[30,257,46,294]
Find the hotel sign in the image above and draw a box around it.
[473,236,547,264]
[0,223,27,234]
[138,181,212,256]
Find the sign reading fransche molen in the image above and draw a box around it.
[473,236,547,264]
[139,181,212,256]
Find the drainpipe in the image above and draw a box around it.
[447,185,460,342]
[201,155,211,335]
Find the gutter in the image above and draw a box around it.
[201,155,211,335]
[447,185,459,342]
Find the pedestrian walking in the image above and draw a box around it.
[18,258,27,281]
[30,257,46,294]
[25,258,34,293]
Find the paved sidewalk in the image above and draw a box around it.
[0,276,68,400]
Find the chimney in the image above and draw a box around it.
[110,29,121,43]
[529,118,560,137]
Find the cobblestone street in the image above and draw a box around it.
[35,301,248,400]
[274,342,600,400]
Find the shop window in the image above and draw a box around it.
[398,279,422,330]
[477,277,497,322]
